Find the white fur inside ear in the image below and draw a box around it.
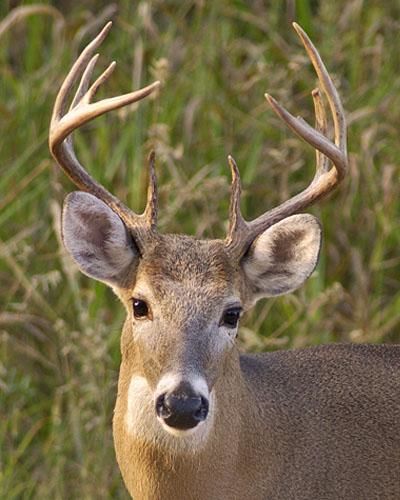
[62,192,138,286]
[242,214,322,298]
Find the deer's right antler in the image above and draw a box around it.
[49,22,160,231]
[225,23,348,258]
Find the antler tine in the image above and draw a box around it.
[52,22,112,122]
[143,151,158,228]
[69,54,99,112]
[225,22,348,257]
[225,155,247,245]
[311,88,330,179]
[293,22,347,160]
[49,22,161,229]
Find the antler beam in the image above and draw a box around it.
[225,23,348,256]
[49,22,160,230]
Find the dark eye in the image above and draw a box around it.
[132,298,149,319]
[221,308,241,329]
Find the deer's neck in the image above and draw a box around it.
[113,342,254,499]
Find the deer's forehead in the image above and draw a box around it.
[140,236,232,282]
[135,236,236,301]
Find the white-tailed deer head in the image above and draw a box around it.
[49,22,389,500]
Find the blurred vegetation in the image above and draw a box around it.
[0,0,399,498]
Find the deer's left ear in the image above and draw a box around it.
[241,214,321,300]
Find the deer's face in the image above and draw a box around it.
[115,235,242,436]
[62,192,322,441]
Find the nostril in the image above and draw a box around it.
[194,396,209,422]
[155,393,171,419]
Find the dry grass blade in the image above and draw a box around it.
[0,5,64,39]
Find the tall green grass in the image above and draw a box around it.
[1,0,400,497]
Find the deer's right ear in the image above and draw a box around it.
[241,214,321,301]
[62,192,139,286]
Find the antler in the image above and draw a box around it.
[49,22,160,232]
[225,23,348,256]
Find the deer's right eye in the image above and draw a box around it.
[132,298,150,319]
[221,307,241,329]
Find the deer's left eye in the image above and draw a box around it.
[132,298,150,319]
[220,307,241,329]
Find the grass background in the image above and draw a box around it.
[1,0,400,498]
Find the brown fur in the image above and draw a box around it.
[270,228,306,263]
[109,234,400,499]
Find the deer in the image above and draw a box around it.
[49,21,400,500]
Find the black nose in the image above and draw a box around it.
[155,383,209,430]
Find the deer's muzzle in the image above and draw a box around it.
[155,380,209,431]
